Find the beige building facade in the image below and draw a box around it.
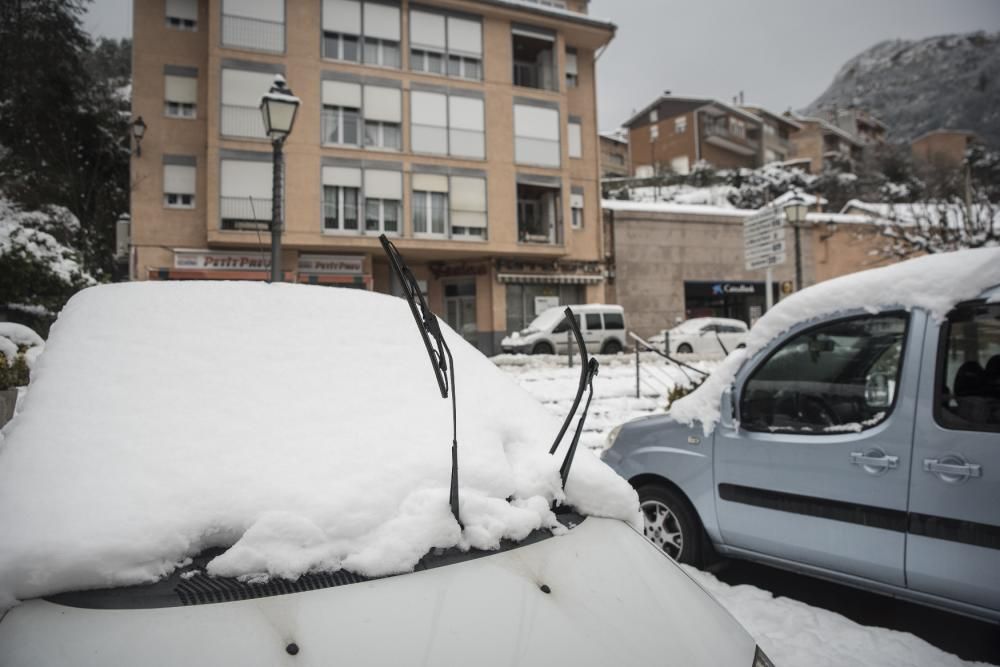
[131,0,614,353]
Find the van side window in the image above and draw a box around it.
[740,313,908,433]
[935,302,1000,433]
[586,313,603,330]
[604,313,624,330]
[552,314,580,334]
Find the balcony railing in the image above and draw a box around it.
[221,104,267,139]
[222,14,284,53]
[513,61,555,90]
[220,196,272,231]
[704,123,759,148]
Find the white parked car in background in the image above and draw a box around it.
[501,304,627,355]
[649,317,748,356]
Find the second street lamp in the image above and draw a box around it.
[783,193,809,292]
[260,75,300,283]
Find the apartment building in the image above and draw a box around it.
[911,129,977,168]
[130,0,615,354]
[623,95,764,175]
[599,130,629,178]
[785,113,863,174]
[738,106,801,165]
[816,107,887,146]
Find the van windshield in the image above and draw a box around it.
[524,307,570,333]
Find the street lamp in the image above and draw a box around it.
[259,75,300,283]
[131,117,147,156]
[783,193,809,292]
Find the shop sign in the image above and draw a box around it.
[175,250,269,270]
[534,295,560,315]
[712,283,757,296]
[297,254,365,275]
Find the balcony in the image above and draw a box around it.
[512,31,556,91]
[222,14,284,53]
[517,183,562,245]
[702,122,759,156]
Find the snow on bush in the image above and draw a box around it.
[669,248,1000,434]
[0,282,638,608]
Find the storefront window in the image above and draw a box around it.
[683,281,778,326]
[505,283,584,334]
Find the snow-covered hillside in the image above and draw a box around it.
[804,32,1000,147]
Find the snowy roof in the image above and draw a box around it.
[771,190,827,208]
[479,0,615,31]
[599,129,628,144]
[602,199,756,218]
[786,112,862,145]
[739,105,802,130]
[622,95,762,129]
[668,248,1000,434]
[0,283,638,608]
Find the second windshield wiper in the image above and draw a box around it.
[380,235,460,527]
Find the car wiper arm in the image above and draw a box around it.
[547,307,600,490]
[379,235,461,527]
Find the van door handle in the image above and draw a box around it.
[850,450,898,474]
[924,458,982,480]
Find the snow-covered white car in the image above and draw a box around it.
[649,317,748,356]
[0,267,770,665]
[501,304,627,355]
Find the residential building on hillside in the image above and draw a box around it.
[599,129,629,178]
[738,106,801,165]
[911,129,977,168]
[130,0,615,354]
[785,113,863,173]
[623,95,764,175]
[816,107,887,146]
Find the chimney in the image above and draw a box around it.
[739,90,745,105]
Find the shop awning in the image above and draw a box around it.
[497,272,603,285]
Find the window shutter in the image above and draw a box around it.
[223,0,283,23]
[409,10,445,49]
[364,169,402,200]
[565,51,578,76]
[164,75,197,104]
[412,173,449,193]
[363,2,399,41]
[222,69,276,106]
[163,165,196,195]
[450,176,486,228]
[322,166,362,187]
[411,91,448,154]
[448,96,484,159]
[447,16,481,55]
[322,80,362,108]
[363,86,401,122]
[166,0,197,20]
[568,121,582,158]
[322,0,361,33]
[221,160,272,199]
[570,192,584,209]
[514,104,559,140]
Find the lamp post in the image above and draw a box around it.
[259,75,300,283]
[783,193,808,292]
[131,117,147,156]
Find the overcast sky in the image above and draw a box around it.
[86,0,999,129]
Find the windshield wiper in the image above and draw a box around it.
[548,307,600,490]
[379,235,461,528]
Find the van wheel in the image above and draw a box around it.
[601,340,623,355]
[637,484,702,566]
[677,343,693,354]
[531,341,554,355]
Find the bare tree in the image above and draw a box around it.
[861,196,1000,260]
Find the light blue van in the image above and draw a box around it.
[603,273,1000,623]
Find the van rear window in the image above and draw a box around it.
[604,313,624,330]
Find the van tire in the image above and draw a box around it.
[601,340,623,355]
[531,341,554,355]
[636,483,703,566]
[677,343,693,354]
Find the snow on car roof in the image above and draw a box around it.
[668,248,1000,434]
[0,282,638,608]
[672,317,746,332]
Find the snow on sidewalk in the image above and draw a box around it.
[495,352,997,667]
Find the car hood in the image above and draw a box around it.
[604,412,707,465]
[0,517,755,667]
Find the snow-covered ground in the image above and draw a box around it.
[495,352,997,667]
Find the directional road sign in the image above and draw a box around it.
[744,207,786,271]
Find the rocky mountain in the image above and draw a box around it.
[804,32,1000,148]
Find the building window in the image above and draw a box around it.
[362,84,402,150]
[321,80,401,150]
[410,9,482,81]
[411,90,484,159]
[570,191,583,229]
[221,0,284,53]
[164,72,197,118]
[166,0,197,30]
[322,106,361,146]
[221,68,278,138]
[322,0,400,68]
[568,120,582,159]
[220,158,273,230]
[449,176,487,239]
[324,186,360,232]
[163,163,196,209]
[675,116,687,134]
[649,109,658,123]
[412,174,449,237]
[363,169,402,234]
[650,124,659,141]
[729,117,746,138]
[514,103,560,167]
[516,181,561,244]
[565,49,578,88]
[512,25,555,90]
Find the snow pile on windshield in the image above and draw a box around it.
[0,283,638,608]
[669,248,1000,434]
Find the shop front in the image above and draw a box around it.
[497,259,606,334]
[683,280,778,326]
[150,250,372,287]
